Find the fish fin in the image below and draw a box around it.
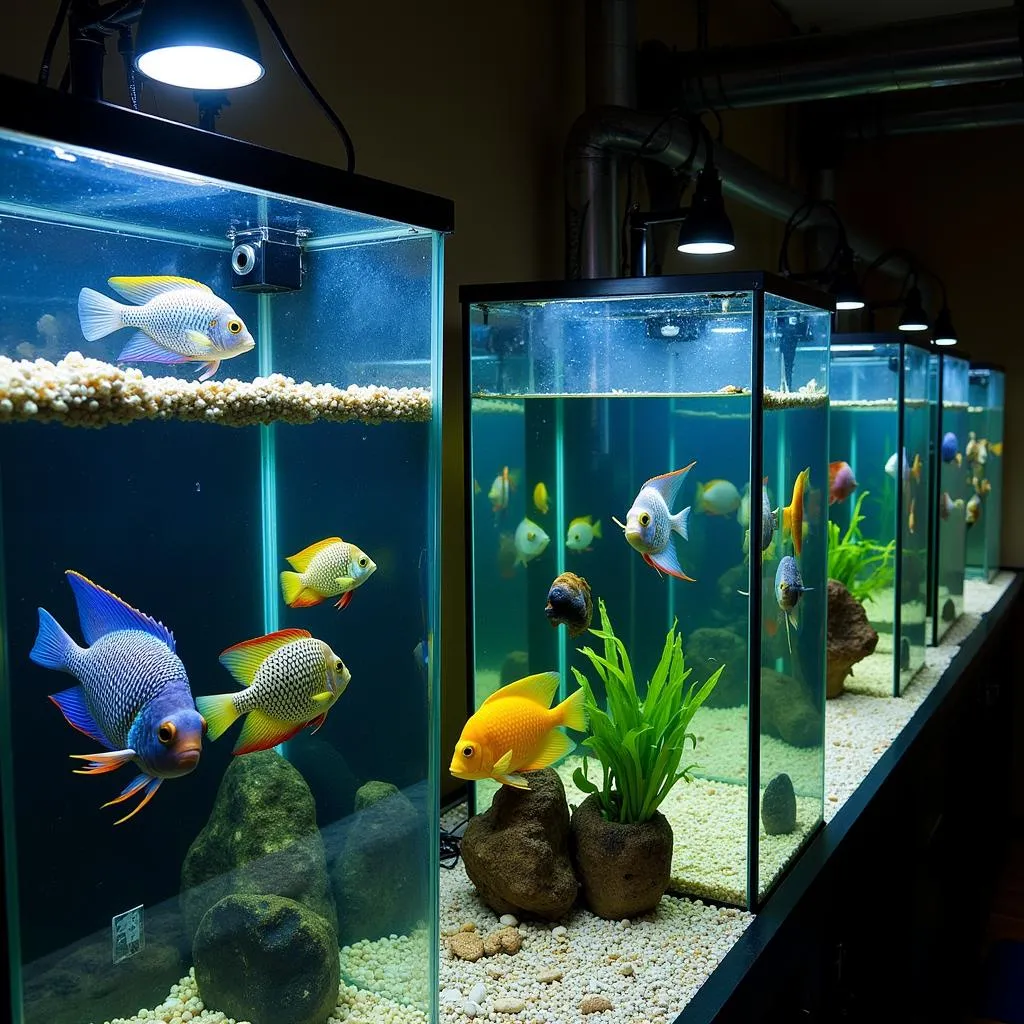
[117,331,190,365]
[334,589,355,610]
[219,628,311,687]
[496,774,530,789]
[195,359,220,381]
[642,552,663,577]
[670,505,691,541]
[591,519,602,539]
[783,613,793,655]
[553,686,587,732]
[194,692,240,740]
[69,748,136,775]
[482,671,561,710]
[311,691,333,703]
[107,275,212,303]
[643,461,696,509]
[493,749,515,775]
[184,330,217,353]
[648,541,696,582]
[65,571,175,649]
[101,772,152,808]
[113,776,162,825]
[233,711,306,756]
[30,608,80,671]
[521,729,575,771]
[286,537,343,572]
[77,288,124,341]
[308,712,328,735]
[49,687,110,747]
[280,571,308,606]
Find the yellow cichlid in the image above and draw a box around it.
[533,481,550,514]
[449,672,585,789]
[781,467,810,558]
[280,536,376,610]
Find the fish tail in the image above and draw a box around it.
[592,519,602,539]
[555,686,587,732]
[280,571,324,608]
[671,505,691,541]
[194,693,240,741]
[29,608,79,671]
[783,612,793,655]
[77,287,124,341]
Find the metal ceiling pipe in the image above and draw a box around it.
[565,105,908,280]
[844,99,1024,138]
[661,7,1022,111]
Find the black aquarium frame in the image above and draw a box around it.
[0,73,454,234]
[460,271,834,912]
[929,347,973,646]
[831,332,935,697]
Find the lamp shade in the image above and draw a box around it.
[933,305,958,346]
[898,285,929,332]
[831,250,865,311]
[677,166,736,255]
[135,0,265,90]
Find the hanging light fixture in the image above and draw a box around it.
[932,304,958,346]
[898,284,930,332]
[677,165,736,255]
[830,248,866,311]
[134,0,264,90]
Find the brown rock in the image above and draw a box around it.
[448,932,485,961]
[826,579,879,699]
[461,769,579,920]
[569,794,671,919]
[581,995,614,1013]
[761,668,821,747]
[482,926,522,956]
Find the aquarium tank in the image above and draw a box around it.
[827,334,932,697]
[0,75,449,1024]
[929,350,971,645]
[965,364,1004,582]
[459,272,831,911]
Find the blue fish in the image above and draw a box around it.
[29,571,204,824]
[775,556,812,655]
[941,431,962,466]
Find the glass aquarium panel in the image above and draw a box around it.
[934,352,970,642]
[463,276,830,912]
[966,367,1005,582]
[0,91,445,1024]
[828,337,930,697]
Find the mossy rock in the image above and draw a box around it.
[685,627,747,707]
[194,894,339,1024]
[180,750,336,941]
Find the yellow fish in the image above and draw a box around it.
[781,467,810,558]
[280,536,376,610]
[449,672,585,789]
[533,481,550,515]
[991,442,1003,457]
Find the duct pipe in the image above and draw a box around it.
[647,7,1022,112]
[844,99,1024,137]
[565,105,909,281]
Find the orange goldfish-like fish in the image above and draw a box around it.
[449,672,585,789]
[828,461,857,506]
[781,467,810,558]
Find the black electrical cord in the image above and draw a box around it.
[39,0,73,86]
[777,198,850,281]
[440,816,468,869]
[250,0,356,173]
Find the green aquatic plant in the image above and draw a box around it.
[571,598,723,825]
[827,490,895,605]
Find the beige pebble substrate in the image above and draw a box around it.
[0,352,431,427]
[106,574,1013,1024]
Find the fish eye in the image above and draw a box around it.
[527,531,535,542]
[639,512,651,527]
[462,745,474,758]
[358,556,368,568]
[227,319,242,335]
[199,716,208,735]
[158,721,177,745]
[335,658,344,672]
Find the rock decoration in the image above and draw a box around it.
[330,780,426,944]
[193,894,339,1024]
[761,668,821,747]
[0,352,430,428]
[827,579,880,698]
[180,751,336,941]
[461,768,578,920]
[761,772,797,835]
[447,924,523,961]
[569,794,672,920]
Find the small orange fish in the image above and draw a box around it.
[908,497,916,534]
[781,467,810,558]
[828,461,857,506]
[991,442,1003,457]
[449,673,585,789]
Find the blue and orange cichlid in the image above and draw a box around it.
[29,571,205,824]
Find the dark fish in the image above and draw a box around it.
[941,432,961,466]
[775,556,812,655]
[544,572,593,638]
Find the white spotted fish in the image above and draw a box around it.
[29,571,205,824]
[196,629,350,755]
[614,462,695,581]
[77,275,255,381]
[280,536,376,610]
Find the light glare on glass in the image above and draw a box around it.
[136,46,265,89]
